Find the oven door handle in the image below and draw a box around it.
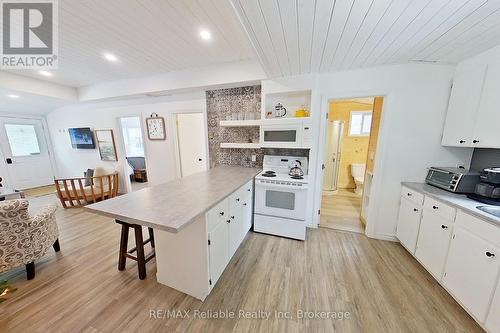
[256,183,308,190]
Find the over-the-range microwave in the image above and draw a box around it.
[260,120,312,148]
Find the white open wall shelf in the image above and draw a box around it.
[220,142,261,149]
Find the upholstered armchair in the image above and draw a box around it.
[0,199,60,280]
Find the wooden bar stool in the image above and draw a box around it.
[116,220,155,279]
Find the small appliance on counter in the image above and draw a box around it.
[254,155,309,240]
[425,167,480,193]
[467,168,500,205]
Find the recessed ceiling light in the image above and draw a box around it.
[39,70,53,77]
[103,52,119,62]
[199,29,211,41]
[7,94,20,99]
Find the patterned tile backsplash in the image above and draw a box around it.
[206,85,309,168]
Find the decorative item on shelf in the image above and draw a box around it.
[295,105,310,118]
[274,102,287,118]
[95,130,118,161]
[146,113,166,140]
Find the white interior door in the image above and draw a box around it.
[0,117,54,189]
[176,113,208,177]
[322,120,343,191]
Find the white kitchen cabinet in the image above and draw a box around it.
[207,180,254,288]
[208,217,229,288]
[228,190,243,258]
[415,207,453,280]
[396,197,422,254]
[443,226,500,322]
[486,278,500,333]
[472,63,500,148]
[442,64,487,147]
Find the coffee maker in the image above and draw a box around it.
[467,167,500,205]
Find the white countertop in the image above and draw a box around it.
[401,182,500,227]
[86,166,260,233]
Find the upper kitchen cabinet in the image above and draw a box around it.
[441,64,487,147]
[472,63,500,148]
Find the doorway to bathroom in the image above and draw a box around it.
[319,96,384,233]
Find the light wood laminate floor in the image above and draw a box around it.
[0,194,482,333]
[320,189,365,233]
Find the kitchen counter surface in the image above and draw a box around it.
[86,166,260,233]
[402,182,500,227]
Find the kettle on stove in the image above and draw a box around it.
[289,160,304,178]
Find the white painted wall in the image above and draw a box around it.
[263,64,473,240]
[46,95,206,192]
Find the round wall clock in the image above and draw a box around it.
[146,113,166,140]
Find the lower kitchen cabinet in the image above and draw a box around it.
[415,207,453,280]
[208,217,229,287]
[396,197,422,254]
[443,226,500,322]
[207,179,254,288]
[486,279,500,333]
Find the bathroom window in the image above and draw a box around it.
[349,111,372,136]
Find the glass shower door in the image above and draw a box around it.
[323,121,344,191]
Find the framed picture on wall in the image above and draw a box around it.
[146,113,166,140]
[95,130,118,161]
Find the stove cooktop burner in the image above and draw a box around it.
[263,170,276,174]
[262,173,277,177]
[290,175,304,180]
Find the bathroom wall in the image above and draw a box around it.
[328,100,373,189]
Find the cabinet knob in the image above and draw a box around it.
[247,189,251,192]
[459,140,466,144]
[219,212,224,216]
[231,216,235,219]
[243,203,247,206]
[227,219,231,224]
[413,208,419,212]
[441,225,448,229]
[236,198,240,202]
[407,193,412,197]
[486,252,496,258]
[433,205,439,210]
[473,139,480,144]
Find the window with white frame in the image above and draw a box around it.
[349,111,372,136]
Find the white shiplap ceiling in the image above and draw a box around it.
[6,0,256,87]
[230,0,500,77]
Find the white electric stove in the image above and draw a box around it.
[254,155,309,240]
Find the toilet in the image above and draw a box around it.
[351,163,366,195]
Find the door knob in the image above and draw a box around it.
[5,158,12,164]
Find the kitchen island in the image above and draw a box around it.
[86,166,259,300]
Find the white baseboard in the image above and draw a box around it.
[365,232,398,242]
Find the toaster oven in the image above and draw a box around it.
[425,167,480,193]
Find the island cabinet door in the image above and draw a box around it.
[208,218,229,289]
[228,189,244,258]
[443,226,500,322]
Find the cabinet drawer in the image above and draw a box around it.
[401,186,424,206]
[207,199,229,232]
[423,197,456,222]
[455,210,500,245]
